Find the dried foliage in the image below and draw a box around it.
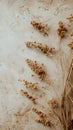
[57,21,67,38]
[48,99,59,109]
[31,20,49,36]
[33,107,53,127]
[26,59,50,84]
[26,41,55,56]
[61,58,73,130]
[68,40,73,50]
[67,14,73,22]
[20,89,36,104]
[20,17,73,130]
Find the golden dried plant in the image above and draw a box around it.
[31,20,49,36]
[61,57,73,130]
[26,41,55,56]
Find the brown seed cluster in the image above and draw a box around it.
[26,59,46,81]
[20,89,36,103]
[31,20,49,36]
[26,41,55,56]
[23,80,38,89]
[33,108,52,127]
[57,21,67,38]
[67,14,73,22]
[36,119,52,127]
[48,99,59,109]
[68,40,73,50]
[32,108,46,118]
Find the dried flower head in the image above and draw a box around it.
[67,14,73,22]
[26,59,50,84]
[36,118,52,127]
[57,21,68,38]
[31,20,49,36]
[23,80,38,89]
[48,99,59,109]
[68,40,73,50]
[20,89,36,103]
[33,108,54,127]
[26,41,55,56]
[26,59,46,80]
[32,107,46,118]
[18,79,38,89]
